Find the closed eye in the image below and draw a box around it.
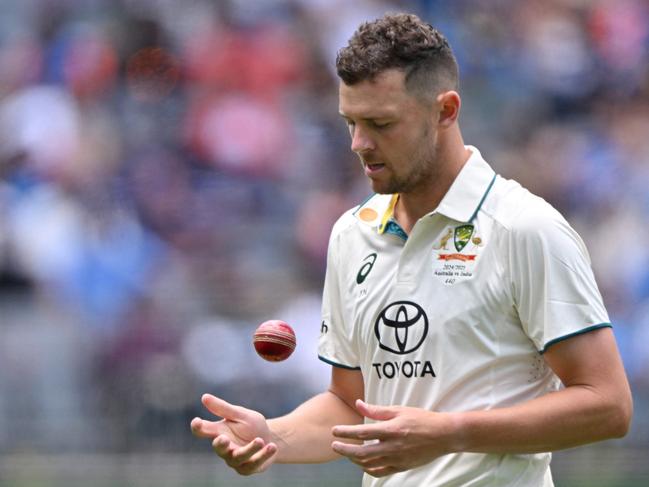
[340,116,391,132]
[369,120,391,130]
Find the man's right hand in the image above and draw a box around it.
[190,394,279,475]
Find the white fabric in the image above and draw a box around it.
[318,146,610,487]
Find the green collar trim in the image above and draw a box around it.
[469,173,497,223]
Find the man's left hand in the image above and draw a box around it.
[331,399,454,477]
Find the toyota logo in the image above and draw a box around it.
[374,301,428,355]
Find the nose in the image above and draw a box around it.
[350,125,375,153]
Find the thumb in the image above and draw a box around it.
[202,394,248,421]
[355,399,397,421]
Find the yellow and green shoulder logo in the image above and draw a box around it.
[454,224,474,252]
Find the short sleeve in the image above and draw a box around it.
[509,203,611,352]
[318,230,361,369]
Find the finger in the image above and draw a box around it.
[212,434,235,458]
[332,441,390,472]
[331,441,374,459]
[191,417,225,438]
[236,443,278,475]
[247,442,277,465]
[331,440,381,460]
[332,423,389,441]
[229,438,266,466]
[356,400,397,421]
[256,443,279,471]
[202,394,246,421]
[242,443,277,473]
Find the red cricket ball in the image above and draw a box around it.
[253,320,297,362]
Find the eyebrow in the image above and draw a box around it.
[338,113,393,121]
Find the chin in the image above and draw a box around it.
[367,178,387,194]
[371,182,398,195]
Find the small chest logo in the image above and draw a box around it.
[454,224,474,251]
[356,253,377,284]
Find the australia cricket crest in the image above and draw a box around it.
[454,224,474,252]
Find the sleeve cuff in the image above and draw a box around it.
[540,323,613,354]
[318,355,361,370]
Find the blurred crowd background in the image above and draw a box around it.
[0,0,648,485]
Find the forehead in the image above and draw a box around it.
[338,69,416,118]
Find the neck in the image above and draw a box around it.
[394,129,470,234]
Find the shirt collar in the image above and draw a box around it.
[353,146,496,229]
[434,146,496,223]
[353,193,394,230]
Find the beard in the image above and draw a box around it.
[370,124,438,195]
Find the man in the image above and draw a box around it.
[191,13,632,486]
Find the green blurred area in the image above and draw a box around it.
[1,448,648,487]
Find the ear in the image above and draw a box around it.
[436,90,461,128]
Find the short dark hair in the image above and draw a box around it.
[336,13,459,99]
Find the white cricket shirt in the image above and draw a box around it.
[318,146,611,487]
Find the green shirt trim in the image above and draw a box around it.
[540,323,613,354]
[318,355,361,370]
[469,173,497,223]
